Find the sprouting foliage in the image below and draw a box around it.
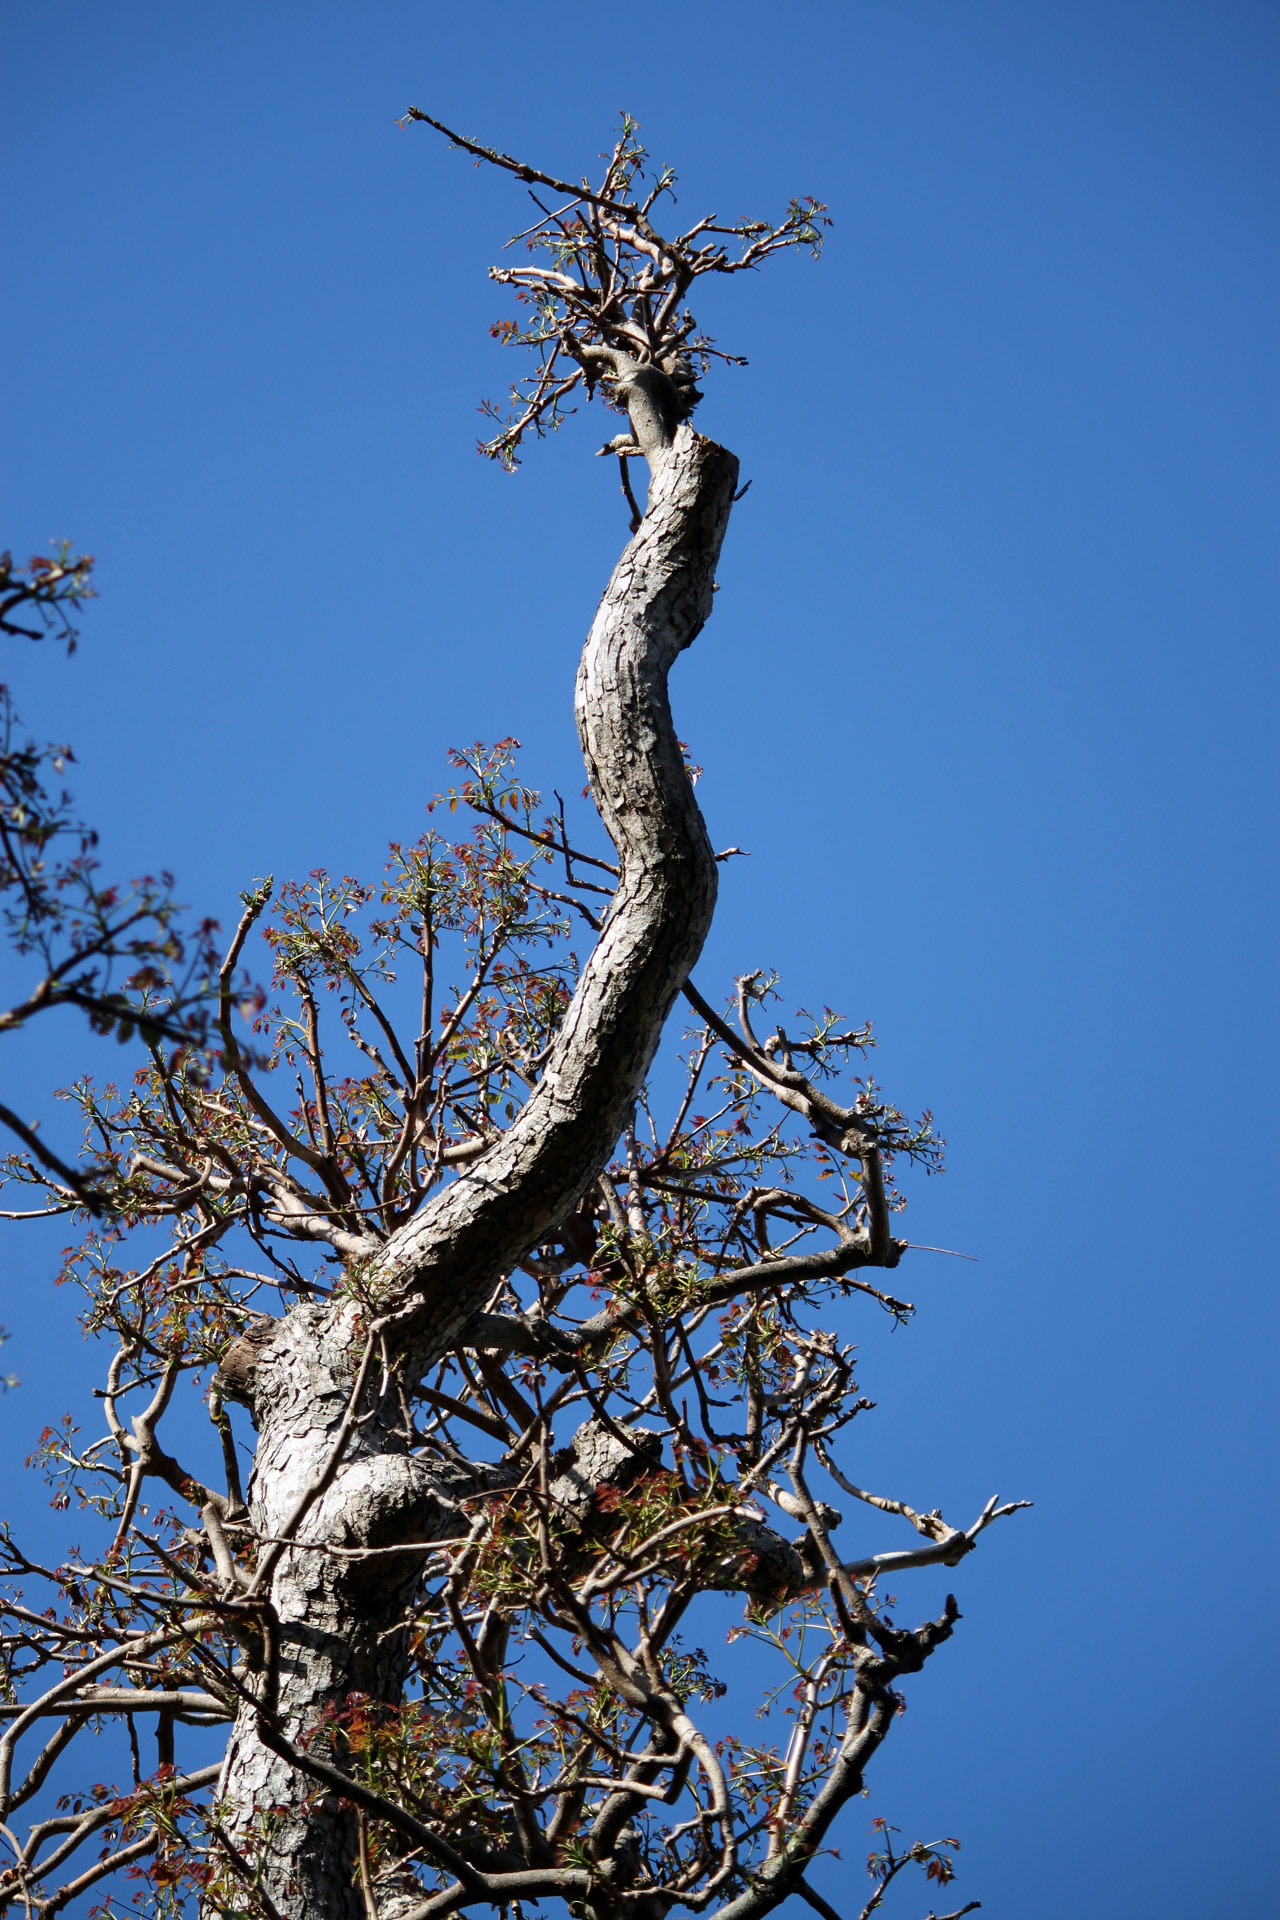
[0,737,1025,1920]
[402,111,830,468]
[0,544,96,652]
[0,117,1025,1920]
[0,549,220,1207]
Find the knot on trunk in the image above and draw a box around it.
[550,1419,663,1523]
[213,1314,280,1415]
[614,357,702,456]
[571,346,703,464]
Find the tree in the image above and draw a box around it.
[0,116,1027,1920]
[0,548,219,1208]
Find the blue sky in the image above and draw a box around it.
[2,4,1276,1915]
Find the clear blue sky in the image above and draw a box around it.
[2,4,1276,1915]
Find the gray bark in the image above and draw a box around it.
[369,422,737,1368]
[213,425,739,1920]
[216,1308,493,1918]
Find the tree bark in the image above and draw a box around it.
[369,424,738,1369]
[213,427,739,1920]
[216,1306,500,1919]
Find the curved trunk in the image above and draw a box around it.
[371,425,737,1366]
[214,428,738,1920]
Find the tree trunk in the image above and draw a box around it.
[213,427,738,1920]
[368,425,739,1374]
[217,1310,413,1920]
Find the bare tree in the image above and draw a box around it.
[0,117,1027,1920]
